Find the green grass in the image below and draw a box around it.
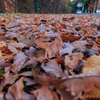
[23,81,27,90]
[0,14,4,16]
[0,68,5,75]
[35,65,39,69]
[8,18,12,22]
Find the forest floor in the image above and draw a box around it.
[0,13,100,100]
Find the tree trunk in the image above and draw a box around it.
[0,0,6,12]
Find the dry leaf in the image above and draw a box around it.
[31,85,59,100]
[5,77,24,100]
[57,89,74,100]
[60,43,75,55]
[8,42,27,49]
[0,36,7,42]
[21,90,36,100]
[53,74,100,99]
[83,55,100,74]
[0,71,18,91]
[41,60,63,78]
[0,92,4,100]
[0,60,11,69]
[72,40,88,50]
[24,78,37,86]
[61,34,81,42]
[12,53,27,73]
[47,36,63,58]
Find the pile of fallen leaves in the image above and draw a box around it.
[0,13,100,100]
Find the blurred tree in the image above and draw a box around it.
[3,0,97,14]
[0,0,6,12]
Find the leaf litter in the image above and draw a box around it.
[0,14,100,100]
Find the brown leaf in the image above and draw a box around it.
[72,40,88,50]
[12,53,27,73]
[5,77,24,100]
[36,36,51,42]
[60,43,75,55]
[0,92,4,100]
[91,44,100,55]
[0,36,7,42]
[65,52,83,71]
[6,22,19,28]
[32,68,65,85]
[36,50,47,62]
[66,59,82,71]
[59,24,66,29]
[31,85,59,100]
[28,47,37,57]
[13,71,33,78]
[21,90,36,100]
[0,71,18,91]
[9,43,27,48]
[24,78,37,86]
[47,36,63,58]
[18,36,35,47]
[36,41,49,50]
[61,34,81,42]
[57,89,74,100]
[8,44,18,53]
[71,52,84,60]
[41,60,64,78]
[0,22,6,26]
[8,42,27,53]
[0,60,11,69]
[53,74,100,99]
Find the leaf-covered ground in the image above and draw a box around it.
[0,13,100,100]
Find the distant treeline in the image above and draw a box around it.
[0,0,98,13]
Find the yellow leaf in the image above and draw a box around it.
[81,89,100,99]
[82,55,100,99]
[83,55,100,73]
[0,56,8,60]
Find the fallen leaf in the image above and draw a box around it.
[0,36,7,42]
[41,60,63,78]
[36,42,49,50]
[24,78,37,86]
[0,92,4,100]
[12,53,27,73]
[8,44,18,53]
[72,40,88,50]
[57,89,74,100]
[60,43,75,55]
[36,36,51,42]
[5,77,24,100]
[91,44,100,55]
[8,42,27,49]
[32,68,64,85]
[47,36,63,58]
[0,60,11,69]
[13,71,33,78]
[0,71,18,91]
[83,55,100,74]
[6,22,19,28]
[31,85,59,100]
[21,90,36,100]
[0,22,6,26]
[53,74,100,99]
[61,34,81,42]
[28,47,37,57]
[36,50,47,62]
